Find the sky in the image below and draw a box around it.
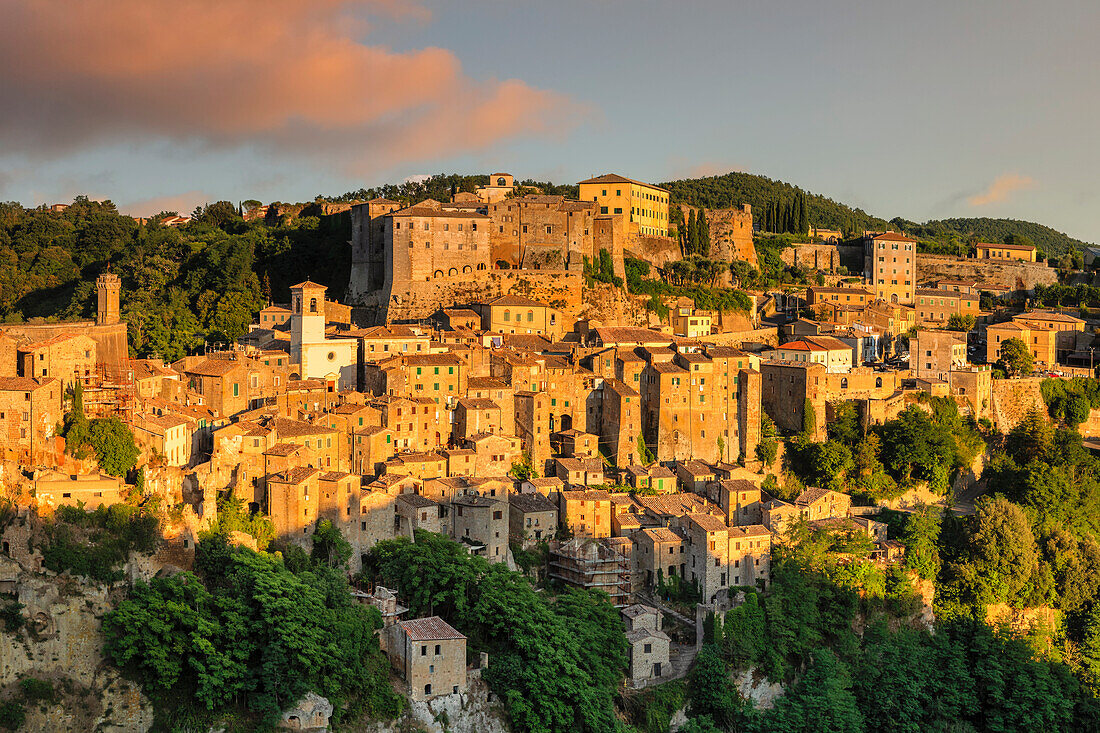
[1,0,1098,241]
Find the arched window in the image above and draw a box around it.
[434,270,444,278]
[875,377,882,388]
[477,263,486,270]
[527,310,534,322]
[503,310,510,322]
[841,378,848,389]
[309,297,317,313]
[448,267,458,276]
[497,177,507,186]
[293,295,301,314]
[462,265,472,273]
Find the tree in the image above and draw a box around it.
[764,650,863,733]
[902,503,942,580]
[685,208,697,255]
[87,417,139,477]
[802,399,817,438]
[970,496,1042,607]
[999,337,1034,377]
[311,519,352,568]
[947,313,976,332]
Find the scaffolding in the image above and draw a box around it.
[548,537,631,607]
[77,362,136,420]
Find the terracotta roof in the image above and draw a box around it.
[639,527,682,543]
[458,398,500,411]
[684,512,728,532]
[185,359,243,377]
[391,204,488,219]
[289,280,327,290]
[399,616,465,641]
[871,231,917,243]
[578,173,668,192]
[976,241,1035,251]
[273,418,333,438]
[626,628,671,643]
[509,493,557,513]
[396,494,439,508]
[0,376,55,391]
[269,466,319,484]
[796,487,840,505]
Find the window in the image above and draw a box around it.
[435,644,441,655]
[644,643,652,653]
[421,645,427,656]
[424,684,432,695]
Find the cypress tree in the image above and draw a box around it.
[696,208,708,257]
[686,208,696,255]
[798,193,809,236]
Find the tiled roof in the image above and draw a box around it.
[578,173,668,192]
[269,466,319,484]
[0,376,54,391]
[871,231,917,243]
[399,616,465,641]
[185,359,243,377]
[484,294,552,308]
[509,493,557,513]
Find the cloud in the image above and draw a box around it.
[0,1,582,175]
[967,173,1036,207]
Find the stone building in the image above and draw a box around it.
[0,376,61,464]
[548,537,630,606]
[986,311,1085,366]
[559,489,612,538]
[621,604,661,632]
[508,492,558,548]
[288,280,358,390]
[913,288,979,325]
[349,197,404,298]
[912,330,968,381]
[388,616,468,701]
[451,495,509,564]
[626,628,671,688]
[16,334,97,386]
[486,194,596,270]
[676,513,772,602]
[578,174,670,238]
[638,346,761,464]
[702,205,755,265]
[863,231,917,304]
[475,295,564,339]
[33,470,124,510]
[976,241,1036,262]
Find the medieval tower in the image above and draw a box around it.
[96,272,121,326]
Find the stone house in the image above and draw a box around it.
[396,494,445,537]
[508,492,557,548]
[559,489,613,538]
[0,376,61,465]
[33,471,124,510]
[626,628,672,688]
[621,604,661,632]
[451,495,509,564]
[388,616,468,701]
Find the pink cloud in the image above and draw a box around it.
[0,1,582,174]
[968,173,1036,207]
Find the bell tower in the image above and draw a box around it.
[96,272,121,325]
[290,280,327,366]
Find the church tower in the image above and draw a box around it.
[96,272,121,325]
[290,280,327,366]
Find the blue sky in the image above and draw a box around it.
[1,0,1097,241]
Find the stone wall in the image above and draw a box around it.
[781,243,838,272]
[624,234,682,269]
[916,254,1057,292]
[378,270,584,324]
[991,377,1046,431]
[704,206,756,267]
[1,555,155,732]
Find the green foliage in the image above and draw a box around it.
[1042,376,1100,427]
[624,679,685,733]
[105,537,401,727]
[61,386,139,477]
[205,488,275,551]
[998,337,1035,377]
[0,701,24,731]
[947,313,976,331]
[688,645,749,728]
[0,196,343,359]
[901,504,942,581]
[625,256,752,313]
[1,601,24,632]
[18,678,53,703]
[873,402,983,494]
[899,217,1089,260]
[40,503,158,583]
[801,399,816,437]
[310,519,352,568]
[365,531,627,733]
[660,172,887,234]
[583,249,623,288]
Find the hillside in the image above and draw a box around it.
[659,171,891,235]
[892,216,1093,259]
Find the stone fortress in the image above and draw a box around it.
[346,173,758,325]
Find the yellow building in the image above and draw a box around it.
[476,295,564,339]
[671,306,712,338]
[578,174,669,237]
[976,242,1037,262]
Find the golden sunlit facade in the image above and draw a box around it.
[578,174,669,237]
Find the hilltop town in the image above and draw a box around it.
[2,173,1100,731]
